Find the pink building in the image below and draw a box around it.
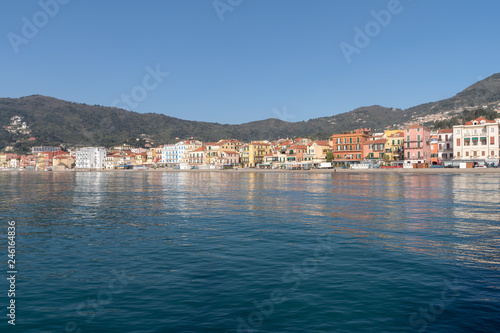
[220,151,239,166]
[404,124,431,164]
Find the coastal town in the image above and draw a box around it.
[1,116,499,171]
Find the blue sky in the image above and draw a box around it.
[1,0,499,124]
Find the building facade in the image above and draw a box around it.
[453,117,499,165]
[403,124,431,165]
[331,128,372,161]
[75,147,106,169]
[437,129,453,165]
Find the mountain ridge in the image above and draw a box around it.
[1,73,499,151]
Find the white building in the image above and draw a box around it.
[162,140,202,165]
[437,129,453,165]
[453,117,500,166]
[75,147,106,169]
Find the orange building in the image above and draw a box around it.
[331,128,372,161]
[430,133,439,165]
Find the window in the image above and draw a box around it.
[407,152,410,159]
[456,139,460,146]
[417,135,420,141]
[482,151,485,156]
[417,128,420,132]
[407,142,410,148]
[456,129,460,135]
[417,151,421,158]
[491,137,495,145]
[407,135,410,142]
[465,151,469,157]
[350,138,352,143]
[417,142,421,148]
[457,152,460,157]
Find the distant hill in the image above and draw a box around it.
[1,73,499,151]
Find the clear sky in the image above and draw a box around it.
[1,0,499,124]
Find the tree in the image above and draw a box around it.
[326,151,334,162]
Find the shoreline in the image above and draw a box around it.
[4,168,500,174]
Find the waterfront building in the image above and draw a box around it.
[453,117,500,165]
[217,139,244,152]
[437,129,454,165]
[161,140,202,166]
[240,142,272,167]
[284,145,308,162]
[0,153,8,168]
[307,141,331,163]
[403,124,431,165]
[331,128,372,162]
[362,138,387,160]
[384,131,404,161]
[220,151,239,166]
[36,151,56,170]
[53,155,75,170]
[430,132,439,165]
[105,154,122,170]
[135,153,148,166]
[188,146,206,165]
[75,147,106,169]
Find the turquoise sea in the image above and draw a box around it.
[1,171,499,332]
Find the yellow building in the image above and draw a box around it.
[218,139,243,152]
[0,154,7,168]
[204,142,220,165]
[135,153,148,165]
[240,142,272,167]
[383,130,404,161]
